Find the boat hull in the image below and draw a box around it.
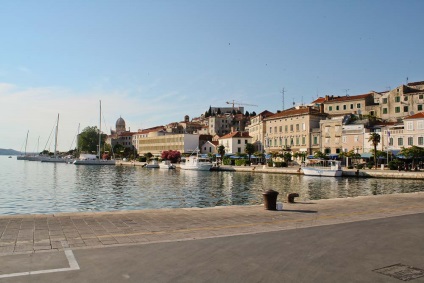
[73,160,116,165]
[302,167,342,177]
[180,164,213,171]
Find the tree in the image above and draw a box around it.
[313,151,327,159]
[244,143,255,162]
[217,108,222,115]
[245,111,250,116]
[368,133,381,169]
[218,145,225,164]
[208,106,212,117]
[251,111,257,116]
[144,152,153,161]
[399,146,424,168]
[78,126,106,156]
[161,150,181,163]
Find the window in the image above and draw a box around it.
[325,138,330,144]
[269,140,272,147]
[343,105,347,110]
[406,121,413,131]
[350,104,354,109]
[418,121,424,130]
[419,137,424,146]
[404,106,409,113]
[285,125,288,132]
[290,125,293,132]
[238,139,241,144]
[395,96,400,102]
[354,135,359,142]
[325,127,330,133]
[296,137,299,145]
[404,96,408,101]
[356,103,361,108]
[383,108,388,114]
[279,126,282,132]
[238,147,241,153]
[336,105,340,110]
[342,136,346,143]
[383,98,388,104]
[389,137,393,146]
[418,105,423,111]
[419,94,424,99]
[269,127,272,133]
[302,136,305,145]
[395,107,401,113]
[302,123,306,131]
[398,138,403,146]
[329,106,333,111]
[245,140,247,144]
[274,126,277,133]
[313,136,318,145]
[408,137,413,146]
[296,124,299,131]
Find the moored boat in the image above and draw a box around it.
[159,160,176,169]
[180,149,213,171]
[144,160,160,168]
[301,159,342,177]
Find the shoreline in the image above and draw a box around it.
[116,161,424,180]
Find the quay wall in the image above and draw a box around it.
[115,161,424,180]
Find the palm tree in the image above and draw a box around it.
[217,145,225,165]
[368,133,381,169]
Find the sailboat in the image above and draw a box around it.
[73,101,115,165]
[16,131,30,160]
[41,114,67,163]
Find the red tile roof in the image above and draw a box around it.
[219,131,251,139]
[311,97,326,104]
[404,112,424,120]
[323,93,372,104]
[137,126,165,134]
[266,107,325,119]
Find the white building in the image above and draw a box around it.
[218,131,252,154]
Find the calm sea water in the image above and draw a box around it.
[1,156,423,215]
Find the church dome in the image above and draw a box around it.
[116,117,126,128]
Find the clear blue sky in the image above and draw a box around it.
[1,0,423,151]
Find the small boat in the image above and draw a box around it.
[301,159,342,177]
[159,160,176,169]
[180,149,213,171]
[144,160,160,168]
[8,156,12,158]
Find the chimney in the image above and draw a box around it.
[325,95,329,101]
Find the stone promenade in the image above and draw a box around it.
[1,192,423,255]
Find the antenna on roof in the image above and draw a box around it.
[281,87,286,110]
[406,77,409,84]
[343,89,349,96]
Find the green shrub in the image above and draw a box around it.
[235,159,247,166]
[388,159,402,170]
[222,157,232,165]
[367,162,374,169]
[138,157,146,162]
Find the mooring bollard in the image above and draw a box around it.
[262,189,279,210]
[287,193,299,203]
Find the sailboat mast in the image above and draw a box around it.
[54,114,59,158]
[24,130,29,155]
[99,100,102,159]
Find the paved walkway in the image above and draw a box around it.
[1,192,424,255]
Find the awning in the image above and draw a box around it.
[360,153,372,158]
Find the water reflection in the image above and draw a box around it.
[1,156,424,215]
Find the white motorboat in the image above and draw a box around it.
[301,159,342,177]
[144,160,160,168]
[180,149,213,171]
[159,160,176,169]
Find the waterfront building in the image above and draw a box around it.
[246,110,274,153]
[201,141,218,154]
[375,81,424,122]
[263,106,327,155]
[385,112,424,150]
[135,131,200,156]
[208,114,233,136]
[107,117,136,151]
[323,93,376,117]
[218,131,252,154]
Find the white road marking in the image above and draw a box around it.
[0,250,80,279]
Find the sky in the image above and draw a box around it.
[1,0,423,152]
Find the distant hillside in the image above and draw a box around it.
[0,148,21,155]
